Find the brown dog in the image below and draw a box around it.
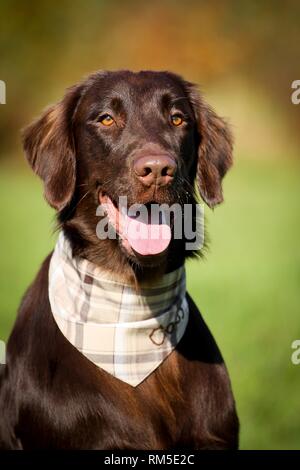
[0,70,238,449]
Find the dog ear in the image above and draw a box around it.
[186,83,233,208]
[22,84,83,211]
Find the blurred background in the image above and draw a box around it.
[0,0,299,449]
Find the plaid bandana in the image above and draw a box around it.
[49,232,189,386]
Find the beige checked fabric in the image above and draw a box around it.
[49,232,189,386]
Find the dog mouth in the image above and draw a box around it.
[99,192,172,257]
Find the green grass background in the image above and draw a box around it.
[0,158,299,449]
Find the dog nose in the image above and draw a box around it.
[134,155,176,187]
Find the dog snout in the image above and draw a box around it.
[133,155,176,187]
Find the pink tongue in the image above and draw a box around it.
[125,217,171,256]
[104,198,171,256]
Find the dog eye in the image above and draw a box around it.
[171,114,184,127]
[98,114,115,127]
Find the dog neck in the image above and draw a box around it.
[61,223,187,287]
[48,232,189,386]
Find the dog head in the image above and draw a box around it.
[23,70,233,277]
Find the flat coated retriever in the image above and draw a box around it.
[0,70,239,449]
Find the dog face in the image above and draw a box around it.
[75,71,196,206]
[23,70,233,274]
